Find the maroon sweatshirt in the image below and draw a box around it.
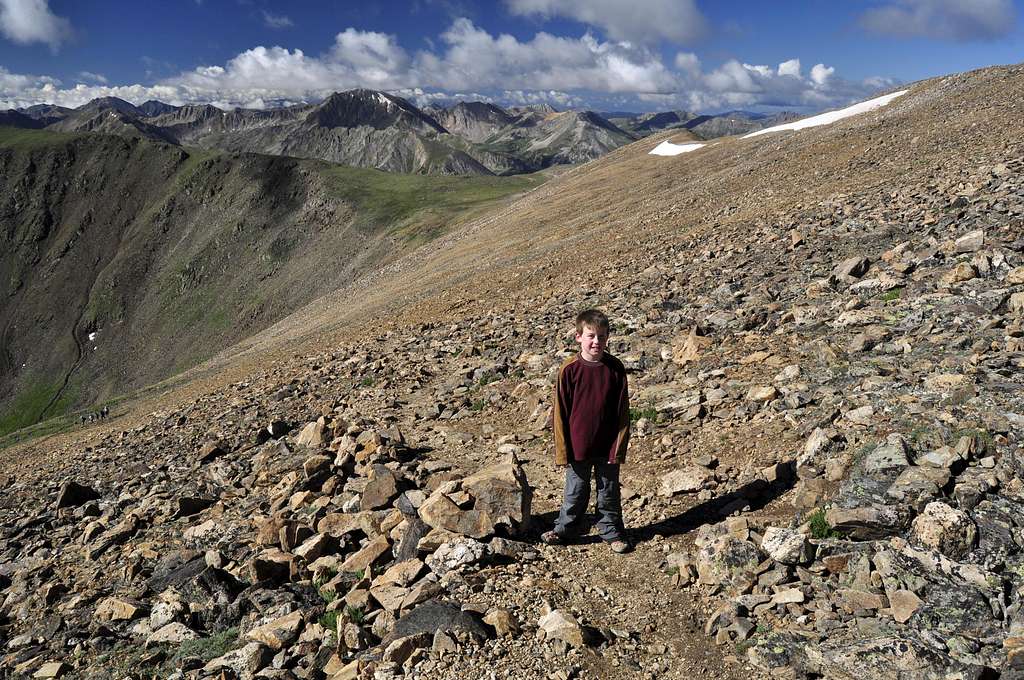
[552,352,630,465]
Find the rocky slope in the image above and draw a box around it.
[424,102,517,144]
[473,109,637,170]
[1,64,1023,680]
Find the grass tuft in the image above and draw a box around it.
[808,508,842,539]
[880,287,903,302]
[629,406,658,423]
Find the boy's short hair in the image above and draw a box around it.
[576,309,610,335]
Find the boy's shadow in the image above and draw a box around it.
[630,469,796,543]
[529,462,797,546]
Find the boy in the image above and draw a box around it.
[542,309,631,553]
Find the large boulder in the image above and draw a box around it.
[761,527,814,565]
[695,534,763,593]
[911,502,977,560]
[418,454,531,539]
[826,504,912,541]
[382,599,489,647]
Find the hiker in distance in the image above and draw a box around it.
[542,309,631,554]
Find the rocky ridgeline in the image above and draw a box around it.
[2,110,1024,678]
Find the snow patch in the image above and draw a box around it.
[743,90,908,139]
[88,332,97,342]
[649,141,706,157]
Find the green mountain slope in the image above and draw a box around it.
[0,127,542,437]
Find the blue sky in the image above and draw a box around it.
[0,0,1021,113]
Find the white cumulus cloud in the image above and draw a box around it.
[859,0,1016,41]
[810,63,834,86]
[0,0,71,50]
[416,18,678,93]
[777,59,801,78]
[505,0,707,44]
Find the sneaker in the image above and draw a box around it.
[608,539,631,554]
[541,530,564,545]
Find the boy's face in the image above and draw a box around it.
[575,323,608,362]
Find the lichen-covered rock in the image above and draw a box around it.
[425,538,487,576]
[761,526,814,565]
[803,635,993,680]
[912,502,977,560]
[827,504,912,540]
[695,534,762,592]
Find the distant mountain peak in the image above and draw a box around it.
[80,97,144,117]
[305,89,444,133]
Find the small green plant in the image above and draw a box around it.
[165,627,240,669]
[666,565,679,576]
[735,639,756,655]
[477,373,499,386]
[907,425,944,450]
[880,287,903,302]
[360,376,375,387]
[851,441,876,463]
[808,508,842,539]
[629,406,658,423]
[345,605,366,625]
[317,585,337,605]
[471,399,487,412]
[320,610,340,632]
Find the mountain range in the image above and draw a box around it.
[6,91,795,176]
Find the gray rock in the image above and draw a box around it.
[425,538,487,576]
[911,502,977,560]
[382,599,489,646]
[761,526,814,565]
[886,466,950,509]
[827,504,912,540]
[955,229,985,253]
[863,435,911,475]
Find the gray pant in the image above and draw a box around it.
[554,461,625,542]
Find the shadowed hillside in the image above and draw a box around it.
[0,128,542,437]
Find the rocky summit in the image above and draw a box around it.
[1,63,1023,680]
